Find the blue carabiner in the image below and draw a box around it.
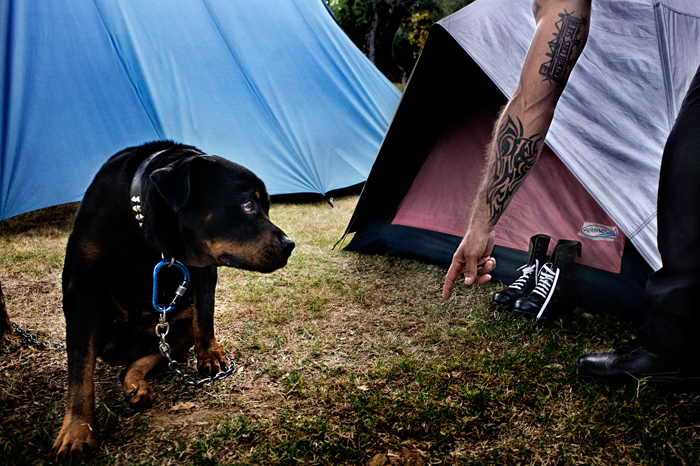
[152,259,191,314]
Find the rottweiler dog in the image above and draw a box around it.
[52,141,294,461]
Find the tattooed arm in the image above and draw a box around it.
[443,0,591,299]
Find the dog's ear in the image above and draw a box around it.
[150,158,199,213]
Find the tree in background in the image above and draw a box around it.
[328,0,474,82]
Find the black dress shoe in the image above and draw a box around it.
[576,344,700,390]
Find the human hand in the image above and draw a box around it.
[442,229,496,299]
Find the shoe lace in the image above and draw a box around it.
[531,263,557,299]
[531,263,560,320]
[508,260,538,291]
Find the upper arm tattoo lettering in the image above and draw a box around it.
[485,116,542,224]
[540,11,588,83]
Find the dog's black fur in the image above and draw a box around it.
[52,141,294,461]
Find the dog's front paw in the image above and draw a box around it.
[195,344,229,376]
[123,379,157,411]
[51,418,98,462]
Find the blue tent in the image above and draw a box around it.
[0,0,400,221]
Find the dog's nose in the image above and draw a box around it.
[281,236,295,256]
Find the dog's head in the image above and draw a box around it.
[148,155,294,272]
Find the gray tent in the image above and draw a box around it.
[344,0,700,321]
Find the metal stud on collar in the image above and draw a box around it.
[129,148,169,229]
[130,195,144,227]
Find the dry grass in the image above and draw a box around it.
[2,196,700,465]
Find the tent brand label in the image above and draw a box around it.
[578,222,618,241]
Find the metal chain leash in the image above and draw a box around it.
[152,258,237,387]
[155,316,237,387]
[9,321,66,350]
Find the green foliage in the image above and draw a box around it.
[327,0,475,82]
[405,12,433,57]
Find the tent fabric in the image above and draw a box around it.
[439,0,700,271]
[344,0,700,319]
[0,0,401,221]
[392,123,627,274]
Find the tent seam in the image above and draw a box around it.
[90,0,164,140]
[198,0,314,191]
[653,1,676,128]
[268,0,327,192]
[290,0,395,194]
[297,0,397,132]
[656,1,700,19]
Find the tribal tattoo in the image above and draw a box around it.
[485,116,542,224]
[540,10,588,83]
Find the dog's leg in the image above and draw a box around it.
[121,322,194,410]
[191,266,229,375]
[53,252,109,462]
[121,353,161,411]
[52,326,99,461]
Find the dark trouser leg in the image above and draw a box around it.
[640,63,700,367]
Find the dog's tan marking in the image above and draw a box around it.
[203,238,283,270]
[121,353,163,411]
[193,334,228,375]
[204,239,258,259]
[191,297,227,376]
[52,340,98,461]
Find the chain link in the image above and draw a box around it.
[8,322,66,350]
[155,313,237,387]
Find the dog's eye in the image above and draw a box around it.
[242,200,254,212]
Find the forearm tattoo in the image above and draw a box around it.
[485,116,542,224]
[540,10,588,83]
